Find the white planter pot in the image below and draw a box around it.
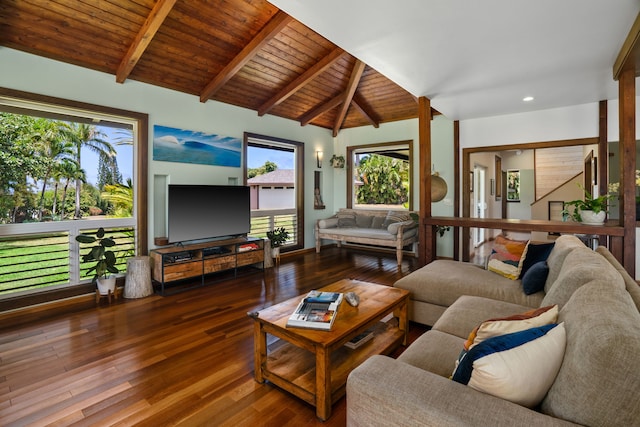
[580,210,606,225]
[272,247,280,258]
[96,277,117,295]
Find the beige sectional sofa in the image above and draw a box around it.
[346,235,640,426]
[315,208,418,265]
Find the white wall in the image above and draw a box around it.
[0,48,335,250]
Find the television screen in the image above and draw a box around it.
[168,185,250,243]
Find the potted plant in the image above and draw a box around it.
[330,154,345,168]
[562,184,614,225]
[75,227,121,295]
[266,227,289,258]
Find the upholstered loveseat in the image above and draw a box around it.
[315,208,418,265]
[346,235,640,426]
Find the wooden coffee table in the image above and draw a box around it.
[250,279,409,420]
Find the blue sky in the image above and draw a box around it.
[247,146,294,169]
[81,126,133,186]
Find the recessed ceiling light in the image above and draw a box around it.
[523,96,534,102]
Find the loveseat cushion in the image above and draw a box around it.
[596,245,640,312]
[540,280,640,426]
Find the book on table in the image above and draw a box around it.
[286,291,343,330]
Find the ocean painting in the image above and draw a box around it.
[153,125,242,167]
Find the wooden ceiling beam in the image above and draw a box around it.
[200,11,292,102]
[351,94,379,128]
[333,60,366,136]
[116,0,177,83]
[299,94,345,126]
[258,47,345,116]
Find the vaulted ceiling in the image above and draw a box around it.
[0,0,420,136]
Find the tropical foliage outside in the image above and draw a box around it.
[0,112,133,223]
[355,153,409,206]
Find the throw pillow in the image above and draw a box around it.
[355,214,373,228]
[452,323,566,408]
[336,211,356,228]
[382,210,411,228]
[519,242,555,278]
[371,216,386,229]
[486,235,528,279]
[522,261,549,295]
[464,304,558,350]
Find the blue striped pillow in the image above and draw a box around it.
[452,323,566,408]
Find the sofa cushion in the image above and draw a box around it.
[541,246,624,308]
[519,241,555,278]
[522,261,549,295]
[541,280,640,426]
[452,323,566,408]
[432,296,535,339]
[544,235,586,293]
[464,305,558,350]
[371,216,385,229]
[596,246,640,312]
[396,329,464,378]
[486,235,528,279]
[387,219,416,235]
[394,260,544,310]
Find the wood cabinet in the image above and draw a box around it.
[150,237,264,294]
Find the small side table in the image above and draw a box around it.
[124,256,153,298]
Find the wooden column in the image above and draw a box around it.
[418,96,433,266]
[619,67,636,275]
[598,100,608,248]
[453,121,460,261]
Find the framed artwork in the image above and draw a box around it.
[506,169,520,202]
[495,156,502,200]
[153,125,242,167]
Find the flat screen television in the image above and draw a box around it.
[167,184,251,243]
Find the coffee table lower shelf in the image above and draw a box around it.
[262,324,404,413]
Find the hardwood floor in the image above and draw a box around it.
[0,247,427,426]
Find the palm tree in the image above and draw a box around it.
[55,159,85,220]
[61,123,115,218]
[101,178,133,217]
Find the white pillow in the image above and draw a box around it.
[452,323,566,408]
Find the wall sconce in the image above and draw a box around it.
[316,151,323,168]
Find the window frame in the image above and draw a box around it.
[347,140,414,210]
[0,87,148,310]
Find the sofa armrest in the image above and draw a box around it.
[387,219,417,235]
[317,217,339,229]
[347,355,578,427]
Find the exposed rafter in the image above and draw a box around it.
[333,60,366,136]
[351,94,380,128]
[258,47,345,116]
[200,11,293,103]
[299,94,345,126]
[116,0,177,83]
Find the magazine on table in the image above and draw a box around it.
[286,291,343,330]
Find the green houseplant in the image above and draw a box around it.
[330,154,345,168]
[562,184,614,224]
[266,227,289,261]
[75,227,121,294]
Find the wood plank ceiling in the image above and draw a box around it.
[0,0,422,136]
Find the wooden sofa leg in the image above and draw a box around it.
[316,236,321,253]
[397,247,403,265]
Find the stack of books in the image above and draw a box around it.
[286,291,343,330]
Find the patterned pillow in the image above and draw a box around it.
[522,261,550,295]
[519,242,555,278]
[464,305,558,350]
[486,235,528,279]
[382,210,411,227]
[337,211,357,228]
[452,323,566,408]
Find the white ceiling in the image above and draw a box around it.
[269,0,640,121]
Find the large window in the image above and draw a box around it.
[244,133,304,251]
[347,141,413,210]
[0,88,147,305]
